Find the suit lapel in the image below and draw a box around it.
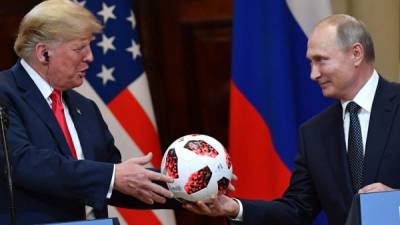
[324,102,354,202]
[64,91,95,160]
[363,78,399,186]
[12,62,73,158]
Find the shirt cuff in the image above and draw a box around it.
[229,198,243,221]
[106,165,116,199]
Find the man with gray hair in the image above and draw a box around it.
[0,0,177,224]
[184,14,400,225]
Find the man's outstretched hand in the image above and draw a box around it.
[114,152,174,204]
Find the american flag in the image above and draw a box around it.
[72,1,176,225]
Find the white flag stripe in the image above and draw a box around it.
[153,209,177,225]
[127,72,158,129]
[286,0,332,37]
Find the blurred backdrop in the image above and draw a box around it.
[0,0,398,225]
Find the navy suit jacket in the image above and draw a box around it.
[0,62,177,225]
[239,77,400,225]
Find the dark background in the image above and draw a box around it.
[0,0,233,224]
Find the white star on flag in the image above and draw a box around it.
[72,0,86,7]
[97,65,115,85]
[97,3,116,24]
[126,10,136,29]
[126,40,141,60]
[97,34,116,54]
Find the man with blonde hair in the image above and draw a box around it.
[0,0,177,224]
[184,14,400,225]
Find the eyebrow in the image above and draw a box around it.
[74,40,90,48]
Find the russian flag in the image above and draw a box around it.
[229,0,332,224]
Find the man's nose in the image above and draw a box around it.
[84,46,94,63]
[310,64,321,80]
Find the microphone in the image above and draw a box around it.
[0,100,16,225]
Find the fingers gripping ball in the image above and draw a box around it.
[161,134,233,202]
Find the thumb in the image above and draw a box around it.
[131,152,153,165]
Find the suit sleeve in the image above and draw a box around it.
[239,127,321,225]
[108,190,181,210]
[5,98,117,210]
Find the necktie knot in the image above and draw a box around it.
[50,89,62,106]
[346,102,361,115]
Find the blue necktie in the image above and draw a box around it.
[346,102,364,193]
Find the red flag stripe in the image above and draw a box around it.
[117,208,162,225]
[108,88,162,167]
[229,82,291,199]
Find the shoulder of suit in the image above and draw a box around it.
[384,78,400,91]
[376,76,400,102]
[67,89,96,105]
[0,66,18,91]
[0,66,16,81]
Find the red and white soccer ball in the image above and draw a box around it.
[161,134,233,202]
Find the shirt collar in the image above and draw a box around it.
[341,70,379,119]
[20,59,54,100]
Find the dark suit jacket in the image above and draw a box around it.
[0,62,177,225]
[240,76,400,225]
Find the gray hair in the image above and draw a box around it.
[321,14,375,63]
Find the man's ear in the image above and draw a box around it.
[352,42,364,67]
[35,43,49,64]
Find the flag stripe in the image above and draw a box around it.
[127,73,158,128]
[110,208,176,225]
[152,210,177,225]
[108,89,162,166]
[286,0,332,36]
[117,208,162,225]
[229,82,291,199]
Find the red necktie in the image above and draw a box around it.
[50,89,78,159]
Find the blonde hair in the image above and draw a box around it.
[14,0,102,60]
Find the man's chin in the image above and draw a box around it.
[71,79,84,89]
[321,89,335,98]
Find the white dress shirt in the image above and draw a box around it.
[341,70,379,154]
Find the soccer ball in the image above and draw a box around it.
[161,134,233,202]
